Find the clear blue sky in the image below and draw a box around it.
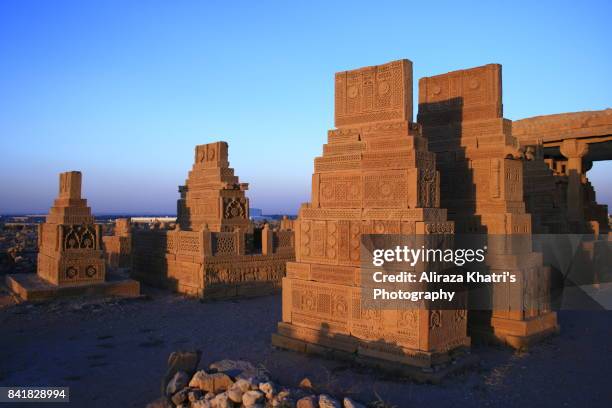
[1,0,610,215]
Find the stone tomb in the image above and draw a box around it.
[102,218,133,270]
[271,60,472,380]
[418,64,558,348]
[131,142,295,299]
[513,110,611,235]
[6,171,140,301]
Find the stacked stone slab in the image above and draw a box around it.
[418,64,558,348]
[522,146,570,233]
[103,218,133,269]
[513,110,612,235]
[37,171,105,285]
[132,142,295,299]
[272,59,470,375]
[6,172,140,301]
[177,142,250,233]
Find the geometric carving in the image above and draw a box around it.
[5,171,140,301]
[85,265,97,278]
[335,59,413,128]
[418,63,502,125]
[429,310,442,329]
[132,142,295,300]
[417,63,558,348]
[274,59,469,369]
[34,171,106,287]
[223,197,247,220]
[177,141,250,232]
[66,266,77,279]
[63,225,97,249]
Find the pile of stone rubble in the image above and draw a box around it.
[147,352,367,408]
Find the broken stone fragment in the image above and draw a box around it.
[298,377,313,390]
[209,359,270,382]
[296,395,317,408]
[171,387,190,405]
[161,350,201,396]
[210,392,232,408]
[188,389,204,402]
[191,400,212,408]
[233,378,253,393]
[343,397,366,408]
[242,390,264,407]
[165,371,189,396]
[189,370,234,393]
[227,386,244,404]
[258,381,276,399]
[318,394,341,408]
[272,391,296,408]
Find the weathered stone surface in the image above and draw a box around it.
[298,378,313,390]
[232,378,254,393]
[259,381,276,399]
[162,350,201,396]
[296,396,318,408]
[343,397,366,408]
[191,400,213,408]
[318,394,341,408]
[6,171,141,301]
[188,389,204,402]
[166,371,189,396]
[36,172,105,286]
[227,386,244,404]
[103,218,133,269]
[273,390,295,407]
[211,392,232,408]
[273,59,468,370]
[210,359,270,382]
[131,143,295,300]
[242,390,264,407]
[171,387,190,405]
[513,109,611,235]
[189,370,234,393]
[417,63,559,347]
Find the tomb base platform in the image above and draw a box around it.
[469,311,559,349]
[5,273,140,302]
[271,322,474,384]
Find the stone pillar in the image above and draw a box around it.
[261,223,273,256]
[234,227,245,255]
[200,225,212,256]
[560,139,589,227]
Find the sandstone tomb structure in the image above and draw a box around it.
[271,59,472,379]
[131,142,295,299]
[102,218,133,270]
[5,171,140,301]
[417,64,559,347]
[513,109,611,235]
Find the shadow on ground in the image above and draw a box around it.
[0,286,610,408]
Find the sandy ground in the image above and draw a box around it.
[0,286,610,408]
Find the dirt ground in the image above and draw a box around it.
[0,286,610,408]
